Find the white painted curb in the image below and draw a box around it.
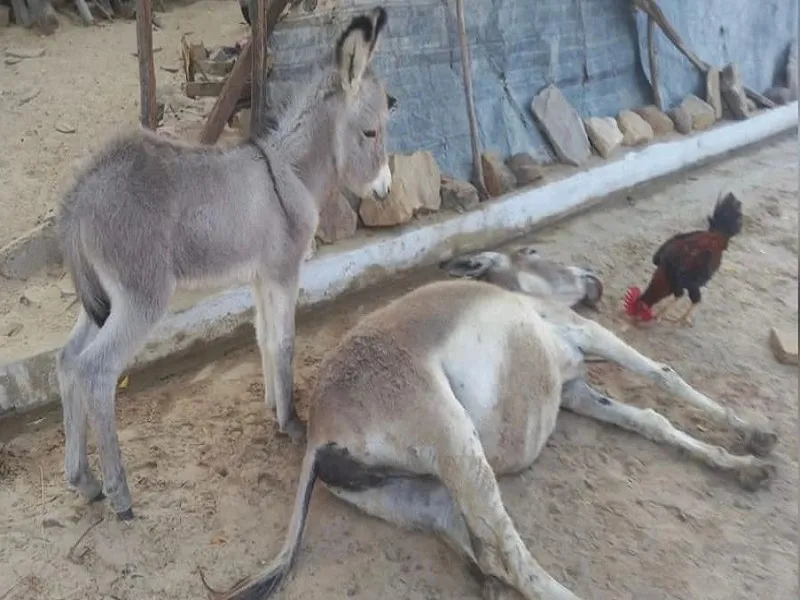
[1,103,797,416]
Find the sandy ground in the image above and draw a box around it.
[0,134,797,600]
[0,0,251,360]
[0,0,249,249]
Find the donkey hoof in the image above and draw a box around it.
[116,507,135,521]
[738,460,776,492]
[280,418,307,446]
[745,429,778,457]
[90,490,106,503]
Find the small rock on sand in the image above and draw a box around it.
[633,105,675,136]
[769,327,798,365]
[584,116,623,158]
[55,122,77,134]
[481,152,516,197]
[5,47,46,59]
[531,84,591,167]
[440,175,480,212]
[506,153,544,186]
[679,94,716,132]
[617,110,654,146]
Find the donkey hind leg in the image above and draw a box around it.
[330,478,528,600]
[327,477,477,563]
[428,400,582,600]
[565,319,777,457]
[252,275,305,444]
[57,308,104,503]
[561,380,775,491]
[74,293,169,520]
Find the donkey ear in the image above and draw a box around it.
[335,7,388,93]
[439,254,494,280]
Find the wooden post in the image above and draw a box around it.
[647,16,662,110]
[200,41,254,144]
[199,0,290,145]
[454,0,488,201]
[136,0,158,130]
[250,0,270,135]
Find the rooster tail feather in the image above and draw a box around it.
[707,192,743,238]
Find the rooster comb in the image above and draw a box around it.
[622,286,641,316]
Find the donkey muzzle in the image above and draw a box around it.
[369,162,392,199]
[581,273,604,310]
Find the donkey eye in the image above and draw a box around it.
[363,130,377,138]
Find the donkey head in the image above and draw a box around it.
[440,247,604,310]
[331,7,393,200]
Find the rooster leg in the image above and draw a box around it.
[561,380,775,490]
[673,301,698,327]
[564,315,778,456]
[652,296,680,322]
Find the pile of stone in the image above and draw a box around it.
[310,51,795,248]
[313,147,548,242]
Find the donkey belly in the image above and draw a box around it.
[440,321,563,476]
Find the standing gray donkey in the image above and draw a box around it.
[56,7,394,520]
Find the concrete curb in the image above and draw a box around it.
[1,103,797,418]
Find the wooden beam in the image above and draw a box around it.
[454,0,488,201]
[647,16,662,110]
[199,41,253,144]
[199,0,290,145]
[136,0,158,130]
[633,0,776,109]
[250,0,270,135]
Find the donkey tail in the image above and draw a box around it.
[210,449,320,600]
[61,221,111,329]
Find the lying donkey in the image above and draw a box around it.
[209,246,777,600]
[56,7,393,520]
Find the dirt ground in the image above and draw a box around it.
[0,0,252,360]
[0,134,797,600]
[0,0,248,249]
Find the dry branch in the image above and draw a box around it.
[646,16,662,110]
[136,0,158,129]
[454,0,488,201]
[199,41,254,144]
[250,0,270,134]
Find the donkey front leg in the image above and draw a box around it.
[561,380,775,490]
[565,319,778,457]
[252,276,305,444]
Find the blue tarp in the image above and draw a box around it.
[266,0,797,180]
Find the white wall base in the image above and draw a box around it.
[1,102,797,415]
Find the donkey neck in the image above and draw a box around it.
[264,103,339,210]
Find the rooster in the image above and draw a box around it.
[623,192,743,327]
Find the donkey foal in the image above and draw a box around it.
[56,7,393,519]
[212,246,777,600]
